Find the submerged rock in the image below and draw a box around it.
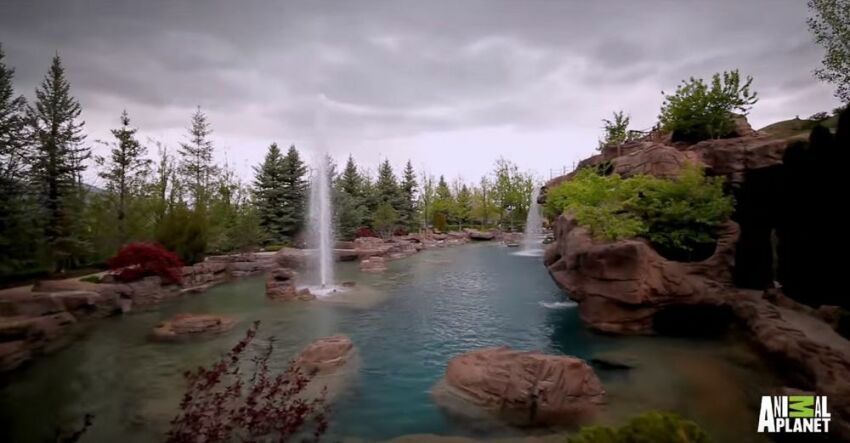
[433,347,605,426]
[360,256,388,273]
[150,314,235,342]
[293,335,358,401]
[466,229,495,241]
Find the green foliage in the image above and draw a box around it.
[399,160,419,231]
[372,202,399,238]
[155,205,208,264]
[94,110,151,246]
[659,70,758,142]
[27,54,91,271]
[599,110,630,150]
[808,0,850,102]
[545,166,733,256]
[0,44,41,275]
[178,107,218,207]
[433,212,448,233]
[568,411,710,443]
[492,158,534,230]
[278,145,308,238]
[453,183,472,230]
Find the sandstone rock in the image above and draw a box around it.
[361,256,388,273]
[688,136,787,184]
[543,214,736,334]
[433,347,605,426]
[273,248,308,269]
[292,335,358,402]
[335,249,360,262]
[612,142,704,179]
[297,288,316,301]
[266,268,299,300]
[150,314,236,342]
[293,335,356,376]
[466,229,496,241]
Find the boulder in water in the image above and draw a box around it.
[150,314,235,342]
[265,268,300,301]
[293,335,358,401]
[466,229,495,241]
[433,347,605,426]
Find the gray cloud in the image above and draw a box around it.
[0,0,841,182]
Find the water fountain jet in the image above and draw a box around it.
[515,185,544,256]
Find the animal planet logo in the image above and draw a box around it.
[758,395,831,433]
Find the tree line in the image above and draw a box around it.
[0,46,536,282]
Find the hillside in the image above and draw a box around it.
[758,114,839,140]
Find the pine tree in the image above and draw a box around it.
[279,145,307,239]
[419,174,435,230]
[0,44,38,274]
[454,184,472,230]
[95,110,150,245]
[27,53,90,271]
[398,160,418,232]
[375,159,401,207]
[433,175,453,230]
[334,155,367,240]
[178,106,218,207]
[252,143,287,243]
[373,202,399,238]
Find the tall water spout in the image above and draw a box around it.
[521,185,543,253]
[308,153,335,287]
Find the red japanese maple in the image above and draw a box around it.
[107,242,184,284]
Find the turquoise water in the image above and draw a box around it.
[0,244,774,442]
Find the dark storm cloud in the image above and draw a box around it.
[0,0,840,179]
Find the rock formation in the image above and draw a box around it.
[293,335,358,401]
[0,252,274,372]
[150,313,236,341]
[433,347,605,426]
[265,268,314,301]
[360,256,388,273]
[544,214,736,334]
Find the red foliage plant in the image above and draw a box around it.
[354,227,377,238]
[166,321,328,443]
[107,242,184,284]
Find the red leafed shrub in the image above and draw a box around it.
[107,242,184,284]
[167,321,328,443]
[354,227,377,238]
[392,227,408,236]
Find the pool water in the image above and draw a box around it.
[0,244,776,442]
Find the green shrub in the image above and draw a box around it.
[79,275,101,284]
[544,166,733,258]
[659,70,758,142]
[568,411,710,443]
[599,110,631,150]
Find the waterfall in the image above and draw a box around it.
[521,186,543,253]
[308,153,335,288]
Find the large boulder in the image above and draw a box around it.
[466,229,496,241]
[544,214,737,334]
[611,142,704,179]
[273,248,308,270]
[293,335,358,401]
[433,347,605,426]
[688,136,787,184]
[150,313,236,342]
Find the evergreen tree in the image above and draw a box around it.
[279,145,307,239]
[398,160,418,232]
[419,174,435,230]
[334,155,367,240]
[0,44,38,275]
[338,155,363,196]
[27,53,90,271]
[252,143,287,243]
[178,106,218,207]
[375,159,401,207]
[433,175,454,230]
[454,184,472,230]
[95,110,150,245]
[372,201,399,238]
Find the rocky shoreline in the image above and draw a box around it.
[0,229,514,374]
[540,120,850,439]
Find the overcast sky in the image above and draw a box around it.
[0,0,841,185]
